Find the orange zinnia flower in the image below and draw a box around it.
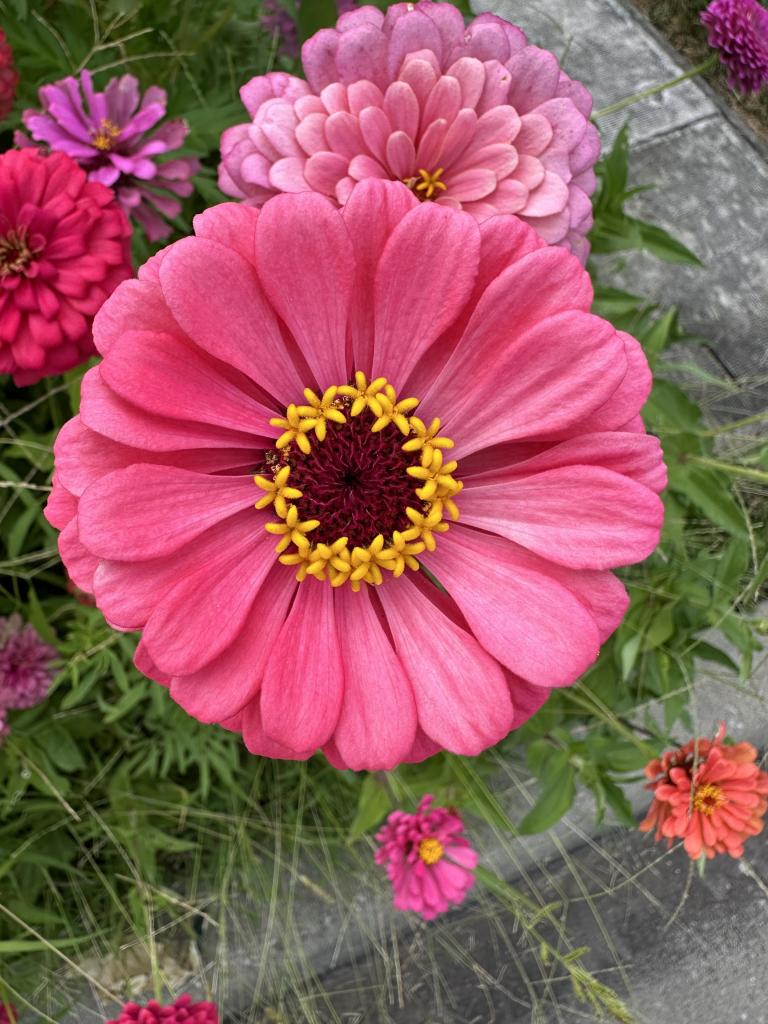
[640,724,768,860]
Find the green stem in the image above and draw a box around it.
[702,411,768,436]
[593,53,719,119]
[687,454,768,484]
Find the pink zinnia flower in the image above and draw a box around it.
[46,183,665,770]
[701,0,768,94]
[18,70,201,241]
[0,148,132,386]
[375,795,477,919]
[106,995,219,1024]
[640,724,768,860]
[218,2,600,263]
[0,28,19,121]
[0,614,56,710]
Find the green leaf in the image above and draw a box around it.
[643,604,676,651]
[33,725,86,773]
[297,0,337,41]
[600,776,637,827]
[666,464,745,535]
[634,220,702,266]
[348,775,391,841]
[519,749,576,834]
[694,641,739,674]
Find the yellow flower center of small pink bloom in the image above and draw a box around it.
[693,783,725,816]
[92,118,121,151]
[0,227,40,277]
[404,167,447,201]
[419,837,444,864]
[255,373,461,591]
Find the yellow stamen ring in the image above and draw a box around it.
[258,374,461,589]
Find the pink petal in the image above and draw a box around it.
[159,235,304,407]
[92,509,255,630]
[371,202,480,390]
[347,80,385,116]
[169,565,296,721]
[268,156,309,192]
[141,519,275,676]
[80,368,256,452]
[324,110,365,158]
[259,583,343,750]
[445,57,486,109]
[505,46,561,115]
[304,151,349,195]
[93,276,178,356]
[379,574,514,754]
[445,167,497,202]
[59,516,99,593]
[421,527,601,687]
[78,465,257,560]
[295,111,329,155]
[255,192,352,389]
[566,332,652,436]
[460,465,664,569]
[242,699,316,760]
[332,587,417,770]
[359,105,392,163]
[523,170,570,217]
[427,308,626,459]
[348,153,389,180]
[507,672,551,728]
[100,330,274,437]
[193,203,260,265]
[516,112,553,155]
[343,180,419,375]
[383,81,419,138]
[386,130,417,178]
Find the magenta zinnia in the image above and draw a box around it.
[19,70,201,241]
[46,182,665,770]
[0,149,132,386]
[106,995,219,1024]
[219,2,600,263]
[701,0,768,94]
[0,614,56,711]
[375,795,477,919]
[261,0,357,59]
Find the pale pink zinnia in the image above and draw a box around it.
[375,795,477,919]
[46,182,665,770]
[219,2,600,263]
[640,724,768,860]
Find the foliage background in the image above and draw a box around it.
[0,0,766,1021]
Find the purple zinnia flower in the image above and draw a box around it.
[260,0,357,59]
[17,70,201,241]
[701,0,768,94]
[0,614,56,712]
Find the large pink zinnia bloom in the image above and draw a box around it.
[219,2,600,263]
[375,795,477,919]
[46,182,665,770]
[0,148,132,386]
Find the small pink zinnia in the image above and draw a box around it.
[0,1002,17,1024]
[219,2,600,263]
[640,724,768,860]
[0,148,132,386]
[701,0,768,94]
[106,995,219,1024]
[375,795,477,919]
[0,614,57,710]
[19,70,201,241]
[46,182,665,770]
[0,28,19,121]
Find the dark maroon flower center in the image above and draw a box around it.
[277,409,416,548]
[0,227,41,277]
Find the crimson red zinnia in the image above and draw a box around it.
[0,149,132,386]
[106,995,219,1024]
[0,28,18,121]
